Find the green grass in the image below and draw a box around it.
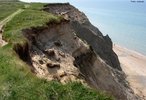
[3,7,62,44]
[25,3,47,10]
[0,1,114,100]
[0,2,24,21]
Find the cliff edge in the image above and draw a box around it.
[14,3,138,100]
[0,2,140,100]
[43,3,121,71]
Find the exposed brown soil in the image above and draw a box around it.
[0,27,7,46]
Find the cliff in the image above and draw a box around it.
[43,3,121,71]
[14,3,138,100]
[0,2,140,100]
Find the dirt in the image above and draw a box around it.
[22,21,88,84]
[0,32,7,46]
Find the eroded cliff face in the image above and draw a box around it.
[18,20,138,100]
[22,21,88,84]
[14,3,139,100]
[43,3,121,71]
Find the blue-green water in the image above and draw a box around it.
[73,1,146,55]
[21,0,146,55]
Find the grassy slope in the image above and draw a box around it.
[0,1,113,100]
[0,1,24,21]
[3,9,61,43]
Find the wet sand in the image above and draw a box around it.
[113,45,146,99]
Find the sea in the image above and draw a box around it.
[73,0,146,55]
[21,0,146,55]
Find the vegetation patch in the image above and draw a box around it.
[3,5,62,43]
[0,1,24,21]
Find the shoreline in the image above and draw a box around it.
[113,44,146,99]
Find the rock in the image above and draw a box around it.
[54,40,62,47]
[59,51,65,57]
[58,70,66,77]
[45,49,55,56]
[46,63,60,69]
[39,60,44,64]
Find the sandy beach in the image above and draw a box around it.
[113,45,146,99]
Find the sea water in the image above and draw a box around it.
[72,0,146,55]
